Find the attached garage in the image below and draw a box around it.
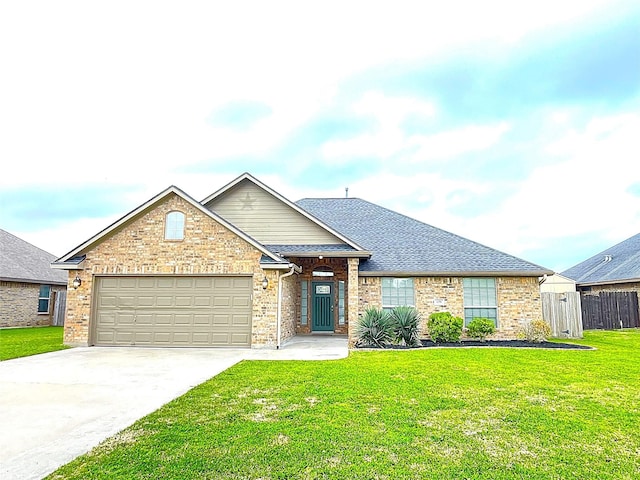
[92,276,252,347]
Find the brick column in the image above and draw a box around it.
[347,257,359,347]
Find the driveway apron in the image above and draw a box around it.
[0,336,347,480]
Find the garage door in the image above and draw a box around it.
[93,276,252,347]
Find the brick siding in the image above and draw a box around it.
[0,281,65,327]
[356,275,542,341]
[63,193,278,347]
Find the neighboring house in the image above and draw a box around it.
[563,233,640,328]
[1,229,68,327]
[563,233,640,294]
[539,274,577,293]
[52,173,552,348]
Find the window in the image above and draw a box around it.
[338,280,345,325]
[312,267,334,277]
[463,278,497,326]
[300,280,308,325]
[382,278,414,310]
[38,285,51,314]
[165,211,185,240]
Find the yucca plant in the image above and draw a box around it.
[355,307,393,347]
[389,306,421,346]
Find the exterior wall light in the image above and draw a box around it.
[262,276,269,290]
[72,274,82,289]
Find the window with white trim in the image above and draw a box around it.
[165,211,185,240]
[382,278,414,310]
[463,278,497,326]
[38,285,51,314]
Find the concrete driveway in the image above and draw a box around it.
[0,336,347,480]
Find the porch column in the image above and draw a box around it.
[347,257,359,347]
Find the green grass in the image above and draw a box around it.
[0,326,69,360]
[49,330,640,479]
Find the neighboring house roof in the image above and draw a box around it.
[52,185,291,269]
[296,198,552,276]
[562,233,640,285]
[0,229,67,285]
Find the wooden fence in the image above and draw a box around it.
[541,292,583,338]
[52,290,66,326]
[581,291,640,330]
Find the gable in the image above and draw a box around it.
[204,179,345,246]
[77,193,266,274]
[53,185,287,268]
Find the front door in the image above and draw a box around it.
[312,282,334,332]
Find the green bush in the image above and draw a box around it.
[389,306,421,346]
[466,317,496,341]
[355,307,393,347]
[427,312,463,343]
[518,320,552,343]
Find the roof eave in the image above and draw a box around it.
[50,261,85,270]
[280,251,372,259]
[577,277,640,287]
[260,262,302,271]
[358,269,554,277]
[0,276,67,286]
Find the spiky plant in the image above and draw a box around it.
[389,306,421,346]
[355,307,393,347]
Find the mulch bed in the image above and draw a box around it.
[356,340,594,350]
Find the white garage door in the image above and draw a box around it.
[93,276,252,347]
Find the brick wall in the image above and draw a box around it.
[357,275,542,340]
[63,193,277,347]
[0,281,65,327]
[279,271,298,345]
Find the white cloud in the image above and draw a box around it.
[443,112,640,265]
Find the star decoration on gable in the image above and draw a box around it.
[240,192,256,210]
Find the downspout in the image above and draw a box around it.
[276,264,299,349]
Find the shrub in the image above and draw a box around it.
[355,307,393,347]
[518,320,552,343]
[389,306,421,346]
[427,312,463,343]
[466,317,496,341]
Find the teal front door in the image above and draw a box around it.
[312,282,334,332]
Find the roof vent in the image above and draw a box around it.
[603,255,612,262]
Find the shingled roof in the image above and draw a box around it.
[296,198,551,276]
[562,233,640,285]
[0,229,67,285]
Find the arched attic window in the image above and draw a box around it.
[165,211,185,240]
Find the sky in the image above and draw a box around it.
[1,1,639,273]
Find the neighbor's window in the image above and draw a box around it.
[165,211,185,240]
[463,278,497,326]
[38,285,51,313]
[382,278,414,310]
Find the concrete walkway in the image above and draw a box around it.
[0,335,347,480]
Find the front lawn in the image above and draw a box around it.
[0,326,69,361]
[50,330,640,479]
